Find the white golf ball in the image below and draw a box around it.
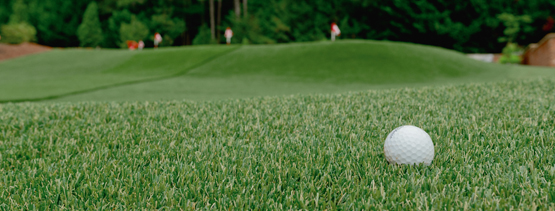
[383,125,434,165]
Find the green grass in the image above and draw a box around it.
[2,40,555,209]
[2,40,555,102]
[0,46,237,102]
[187,40,497,83]
[53,40,555,102]
[1,79,554,209]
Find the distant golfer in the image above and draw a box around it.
[154,32,163,48]
[225,27,233,45]
[331,22,341,41]
[138,40,145,50]
[127,40,138,51]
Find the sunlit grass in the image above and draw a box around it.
[1,78,554,209]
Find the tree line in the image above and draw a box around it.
[1,0,554,53]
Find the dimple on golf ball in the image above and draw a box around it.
[383,125,434,165]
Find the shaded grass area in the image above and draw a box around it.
[0,46,237,102]
[57,40,555,102]
[1,79,554,209]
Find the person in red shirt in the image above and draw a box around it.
[331,22,341,41]
[127,40,138,50]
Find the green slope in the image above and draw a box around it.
[0,46,237,102]
[2,40,554,102]
[189,40,487,83]
[56,40,555,102]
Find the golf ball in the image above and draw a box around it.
[383,125,434,165]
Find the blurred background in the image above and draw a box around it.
[0,0,554,53]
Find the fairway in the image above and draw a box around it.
[1,40,555,209]
[1,79,554,209]
[3,0,555,208]
[0,46,237,102]
[2,40,555,102]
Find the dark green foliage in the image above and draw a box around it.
[119,16,149,48]
[247,0,555,52]
[192,24,214,45]
[77,2,103,47]
[7,0,29,24]
[249,0,331,42]
[0,22,36,44]
[102,0,197,47]
[1,0,36,44]
[250,0,293,43]
[497,13,533,44]
[0,0,10,24]
[223,11,275,44]
[116,0,146,8]
[105,9,133,48]
[498,43,523,64]
[28,0,92,47]
[3,0,555,51]
[149,14,186,46]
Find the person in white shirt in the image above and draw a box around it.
[154,32,163,48]
[224,27,233,45]
[138,40,145,50]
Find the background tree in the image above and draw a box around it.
[8,0,29,23]
[497,13,533,44]
[224,10,273,44]
[0,0,10,24]
[1,0,36,44]
[217,0,222,42]
[119,16,149,48]
[209,0,215,40]
[234,0,240,18]
[105,9,133,48]
[150,14,186,46]
[28,0,91,47]
[192,24,213,45]
[498,42,522,64]
[1,0,555,52]
[77,2,104,47]
[243,0,247,18]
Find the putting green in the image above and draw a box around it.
[1,40,554,102]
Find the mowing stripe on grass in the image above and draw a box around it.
[47,40,555,102]
[0,46,240,103]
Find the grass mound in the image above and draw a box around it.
[1,79,554,209]
[189,40,492,83]
[2,40,554,102]
[0,46,236,102]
